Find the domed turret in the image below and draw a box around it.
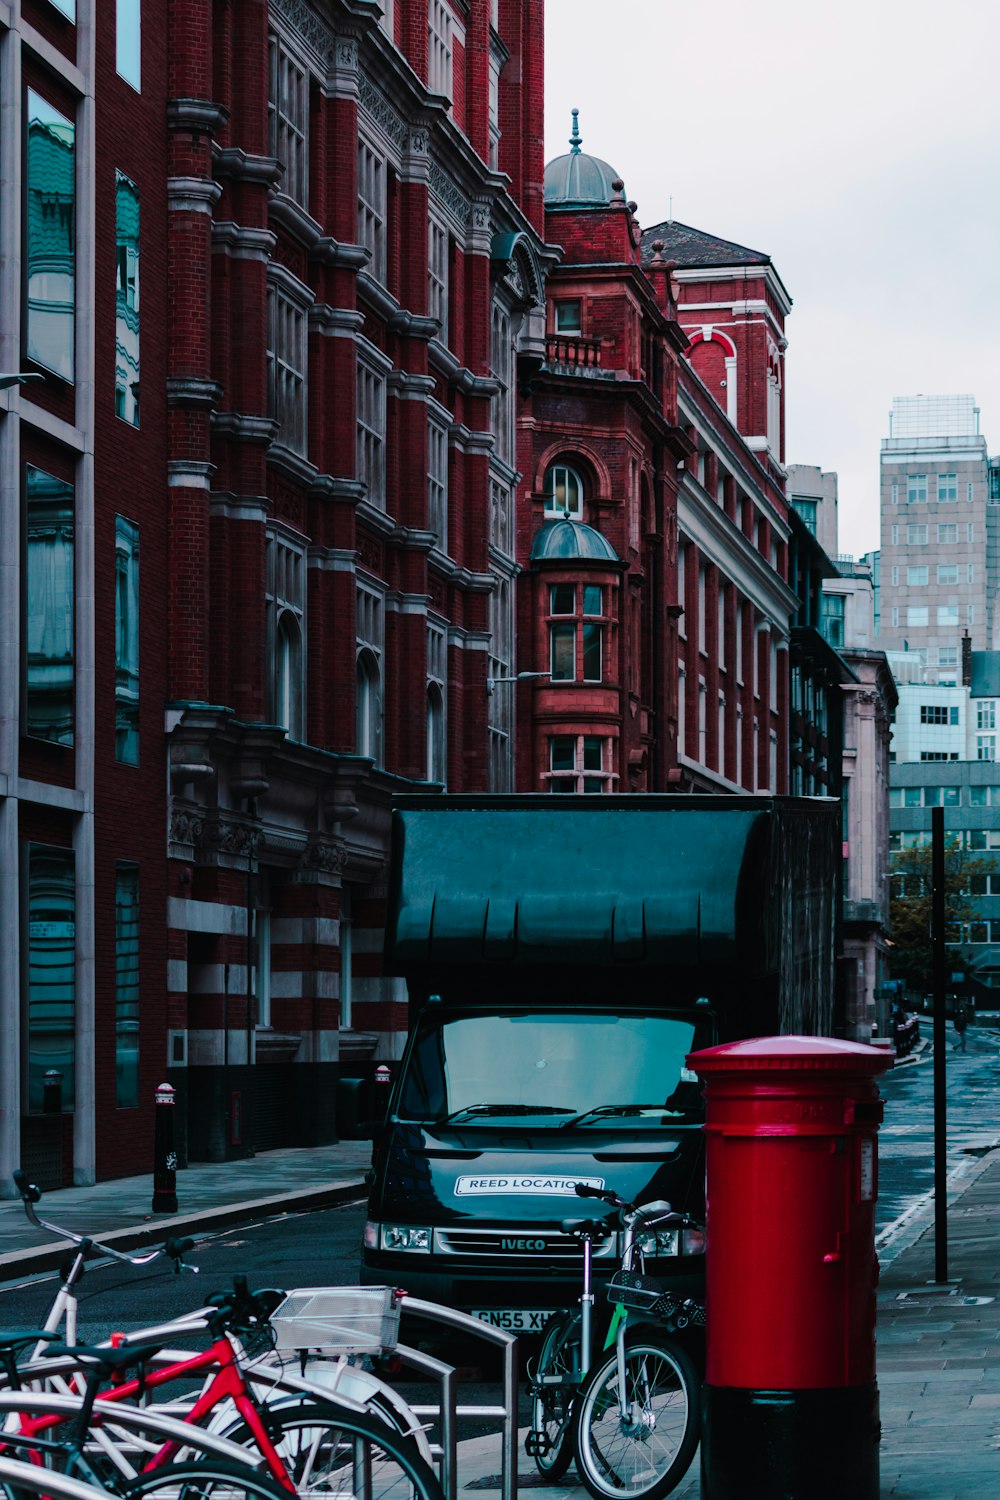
[530,519,620,564]
[544,109,624,210]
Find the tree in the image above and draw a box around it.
[888,840,988,996]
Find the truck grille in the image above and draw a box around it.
[435,1227,617,1258]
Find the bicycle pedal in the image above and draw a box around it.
[525,1431,551,1457]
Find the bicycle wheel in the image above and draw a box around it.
[219,1397,444,1500]
[119,1458,299,1500]
[573,1334,700,1500]
[530,1312,580,1480]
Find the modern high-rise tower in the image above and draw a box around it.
[879,395,994,683]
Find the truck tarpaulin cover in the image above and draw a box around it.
[385,795,838,1026]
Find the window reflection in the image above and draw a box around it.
[275,612,302,737]
[27,844,76,1113]
[115,173,140,426]
[117,0,141,89]
[115,864,140,1107]
[26,90,75,383]
[26,466,74,745]
[115,517,140,762]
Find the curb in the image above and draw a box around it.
[876,1141,1000,1269]
[0,1178,367,1282]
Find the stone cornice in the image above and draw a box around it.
[269,193,371,269]
[428,339,498,397]
[308,474,366,504]
[389,309,441,339]
[427,553,496,593]
[310,305,365,336]
[388,525,437,553]
[209,492,270,522]
[450,423,495,455]
[267,261,316,306]
[213,147,283,187]
[211,222,278,261]
[167,460,216,489]
[356,500,396,535]
[211,411,279,446]
[267,444,319,486]
[387,371,437,398]
[168,177,223,214]
[166,377,222,410]
[168,97,230,136]
[356,271,400,321]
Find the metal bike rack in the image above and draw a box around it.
[11,1301,518,1500]
[400,1296,519,1500]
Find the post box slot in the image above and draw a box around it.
[844,1099,883,1125]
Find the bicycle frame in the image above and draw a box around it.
[9,1333,298,1493]
[608,1205,688,1424]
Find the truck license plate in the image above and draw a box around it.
[473,1309,554,1333]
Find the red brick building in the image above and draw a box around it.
[160,0,555,1161]
[514,121,802,800]
[0,1,846,1185]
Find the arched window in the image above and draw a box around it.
[426,684,445,784]
[544,463,584,520]
[356,648,382,764]
[275,612,302,738]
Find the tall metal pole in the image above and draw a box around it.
[932,805,947,1283]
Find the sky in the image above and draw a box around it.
[544,0,1000,560]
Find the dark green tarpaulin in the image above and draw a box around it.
[386,795,837,981]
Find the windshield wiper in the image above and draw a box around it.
[437,1103,575,1124]
[560,1104,684,1129]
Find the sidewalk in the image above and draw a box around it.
[0,1142,372,1275]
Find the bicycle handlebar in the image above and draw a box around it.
[575,1183,628,1206]
[574,1180,704,1233]
[206,1277,285,1336]
[12,1170,191,1270]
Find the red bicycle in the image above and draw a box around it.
[3,1180,442,1500]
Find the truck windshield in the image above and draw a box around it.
[397,1010,708,1126]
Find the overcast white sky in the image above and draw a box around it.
[544,0,1000,559]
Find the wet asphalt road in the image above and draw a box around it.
[3,1018,998,1329]
[876,1015,1000,1234]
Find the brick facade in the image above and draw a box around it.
[0,1,847,1184]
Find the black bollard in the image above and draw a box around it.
[152,1082,179,1213]
[43,1069,63,1114]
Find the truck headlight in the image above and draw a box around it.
[634,1228,680,1256]
[372,1223,431,1252]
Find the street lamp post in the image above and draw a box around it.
[486,671,550,695]
[0,373,45,391]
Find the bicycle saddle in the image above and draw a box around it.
[44,1340,163,1374]
[0,1329,56,1356]
[560,1217,610,1237]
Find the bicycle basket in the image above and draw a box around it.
[270,1286,401,1355]
[607,1269,672,1316]
[607,1270,706,1328]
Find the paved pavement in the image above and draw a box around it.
[4,1073,1000,1495]
[0,1142,372,1274]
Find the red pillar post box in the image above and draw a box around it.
[688,1036,892,1500]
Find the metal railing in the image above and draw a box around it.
[402,1297,518,1500]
